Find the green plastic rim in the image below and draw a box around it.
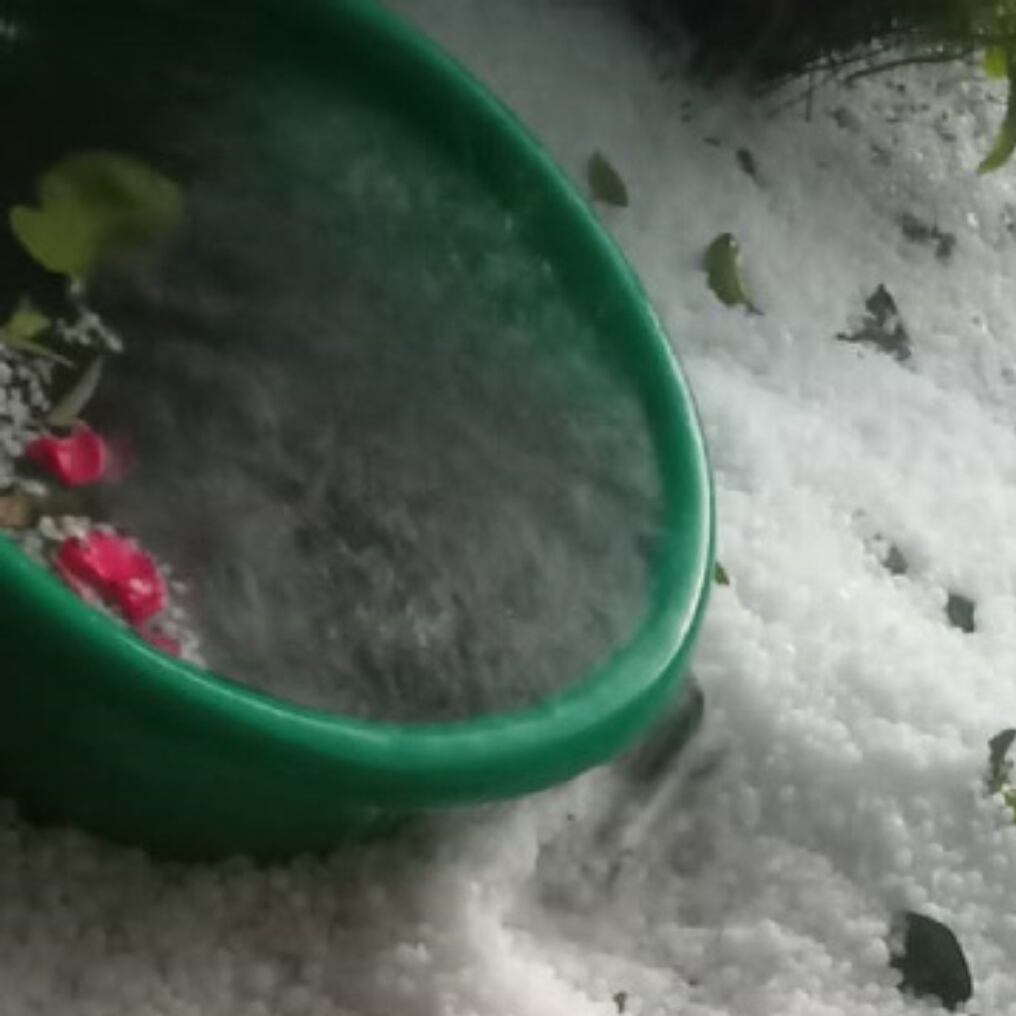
[0,0,714,851]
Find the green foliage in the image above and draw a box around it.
[661,0,1016,78]
[654,0,1016,173]
[836,285,912,362]
[984,44,1009,78]
[987,728,1015,791]
[890,912,973,1011]
[979,52,1016,172]
[704,233,759,313]
[10,151,181,280]
[987,729,1016,818]
[945,591,976,633]
[883,544,909,575]
[47,356,105,428]
[0,297,71,366]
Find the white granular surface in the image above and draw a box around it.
[1,1,1016,1013]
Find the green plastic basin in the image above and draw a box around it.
[0,0,714,859]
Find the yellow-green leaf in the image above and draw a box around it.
[587,152,629,208]
[48,355,104,427]
[985,46,1010,80]
[10,151,182,279]
[0,297,71,366]
[704,233,759,312]
[5,297,49,341]
[979,120,1016,173]
[979,70,1016,174]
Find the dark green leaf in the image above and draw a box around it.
[890,912,973,1012]
[883,544,908,576]
[704,233,759,313]
[898,212,955,262]
[587,152,629,207]
[837,285,911,362]
[613,991,629,1014]
[945,592,976,634]
[714,561,731,585]
[988,729,1016,794]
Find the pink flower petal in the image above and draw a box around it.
[25,423,109,487]
[55,532,167,625]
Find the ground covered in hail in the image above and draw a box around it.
[2,1,1016,1013]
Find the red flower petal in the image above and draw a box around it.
[118,562,167,625]
[25,423,109,487]
[53,553,98,603]
[55,532,167,625]
[55,534,113,592]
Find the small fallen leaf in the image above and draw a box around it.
[587,152,629,207]
[898,212,956,263]
[704,233,759,313]
[837,285,911,362]
[890,912,973,1012]
[883,544,908,576]
[979,63,1016,173]
[979,115,1016,173]
[0,493,35,529]
[0,297,72,366]
[47,356,104,428]
[987,728,1016,794]
[10,150,182,279]
[714,561,730,585]
[945,592,976,634]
